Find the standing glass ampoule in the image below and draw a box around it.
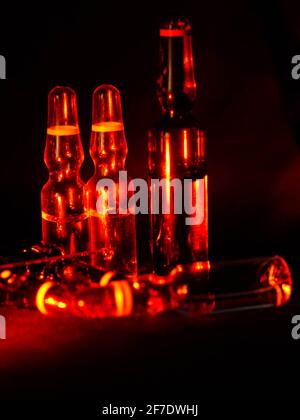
[41,86,88,255]
[86,85,137,278]
[148,17,208,275]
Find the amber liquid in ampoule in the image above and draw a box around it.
[41,87,88,254]
[86,85,137,278]
[149,127,208,273]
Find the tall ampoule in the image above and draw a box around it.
[41,86,88,255]
[148,17,208,275]
[86,85,137,278]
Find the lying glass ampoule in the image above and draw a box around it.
[0,243,62,307]
[34,255,292,319]
[171,256,293,315]
[36,275,133,318]
[35,272,187,318]
[0,250,133,313]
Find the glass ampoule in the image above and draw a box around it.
[33,255,292,319]
[41,87,88,255]
[35,272,133,318]
[148,17,208,275]
[86,85,137,278]
[171,256,293,314]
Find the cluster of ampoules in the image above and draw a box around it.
[42,84,137,278]
[0,17,294,318]
[0,245,293,318]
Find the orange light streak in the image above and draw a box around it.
[63,92,68,120]
[183,129,188,160]
[36,281,56,315]
[165,134,171,207]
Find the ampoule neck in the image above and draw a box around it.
[164,107,192,120]
[157,108,199,130]
[45,86,84,183]
[90,84,128,180]
[158,17,197,115]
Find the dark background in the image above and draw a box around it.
[1,0,300,265]
[0,0,300,258]
[1,0,300,404]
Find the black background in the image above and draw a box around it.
[1,0,300,265]
[1,0,300,404]
[0,0,300,260]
